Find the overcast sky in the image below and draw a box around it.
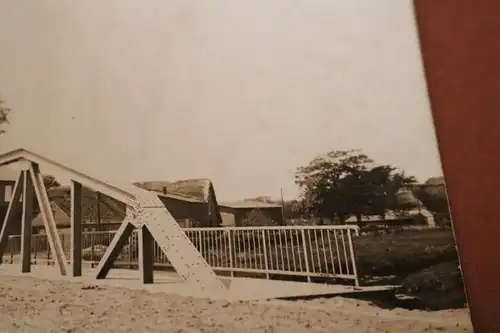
[0,0,443,201]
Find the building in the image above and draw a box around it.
[0,166,22,234]
[47,186,126,229]
[218,200,283,227]
[344,208,436,228]
[133,179,222,227]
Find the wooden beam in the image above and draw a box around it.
[70,181,83,277]
[29,163,67,275]
[138,225,154,284]
[20,170,34,273]
[95,219,135,279]
[0,171,23,261]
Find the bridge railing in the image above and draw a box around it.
[4,225,360,286]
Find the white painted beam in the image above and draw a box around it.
[29,163,67,276]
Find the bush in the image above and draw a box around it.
[402,260,467,310]
[240,209,278,227]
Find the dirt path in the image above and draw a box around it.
[0,276,472,333]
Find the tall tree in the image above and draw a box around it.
[43,175,61,189]
[412,176,450,218]
[295,149,417,225]
[0,96,11,134]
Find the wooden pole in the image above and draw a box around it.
[280,188,285,225]
[71,181,83,277]
[97,192,101,231]
[138,225,154,284]
[20,170,33,273]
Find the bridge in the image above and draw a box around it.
[0,148,396,300]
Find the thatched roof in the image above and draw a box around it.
[48,186,126,222]
[133,179,211,202]
[219,201,282,209]
[395,189,422,207]
[32,201,70,228]
[424,176,445,186]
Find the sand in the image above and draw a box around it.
[0,275,473,333]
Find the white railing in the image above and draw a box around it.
[3,225,360,286]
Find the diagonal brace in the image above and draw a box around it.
[95,218,136,279]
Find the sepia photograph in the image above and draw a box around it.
[0,1,472,332]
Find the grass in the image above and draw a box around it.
[354,228,459,277]
[353,229,465,310]
[401,260,466,310]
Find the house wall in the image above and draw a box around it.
[0,180,16,204]
[158,196,219,227]
[220,210,236,227]
[206,184,223,226]
[0,204,22,235]
[219,206,283,227]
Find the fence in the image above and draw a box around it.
[4,225,360,286]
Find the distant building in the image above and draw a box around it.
[344,208,436,228]
[218,200,283,227]
[47,186,126,229]
[134,179,222,228]
[0,166,22,234]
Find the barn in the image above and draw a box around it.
[218,200,283,227]
[133,179,222,227]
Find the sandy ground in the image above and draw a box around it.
[0,275,473,333]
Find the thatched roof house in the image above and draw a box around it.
[345,207,435,227]
[133,179,222,227]
[0,165,21,205]
[32,201,71,230]
[218,200,283,227]
[133,179,212,202]
[47,186,126,223]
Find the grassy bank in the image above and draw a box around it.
[353,229,465,309]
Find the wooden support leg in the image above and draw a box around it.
[0,172,23,263]
[21,170,33,273]
[95,219,135,279]
[138,225,154,284]
[29,163,67,275]
[71,181,83,277]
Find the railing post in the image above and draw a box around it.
[227,229,234,277]
[347,228,359,287]
[8,236,14,264]
[33,235,37,265]
[300,229,311,283]
[90,231,95,268]
[47,237,51,265]
[261,229,270,279]
[128,236,133,269]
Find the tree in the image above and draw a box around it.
[243,196,275,204]
[412,176,450,218]
[295,149,418,225]
[43,175,61,189]
[240,209,276,227]
[0,96,11,134]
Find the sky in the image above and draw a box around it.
[0,0,443,201]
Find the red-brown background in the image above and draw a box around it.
[413,1,500,332]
